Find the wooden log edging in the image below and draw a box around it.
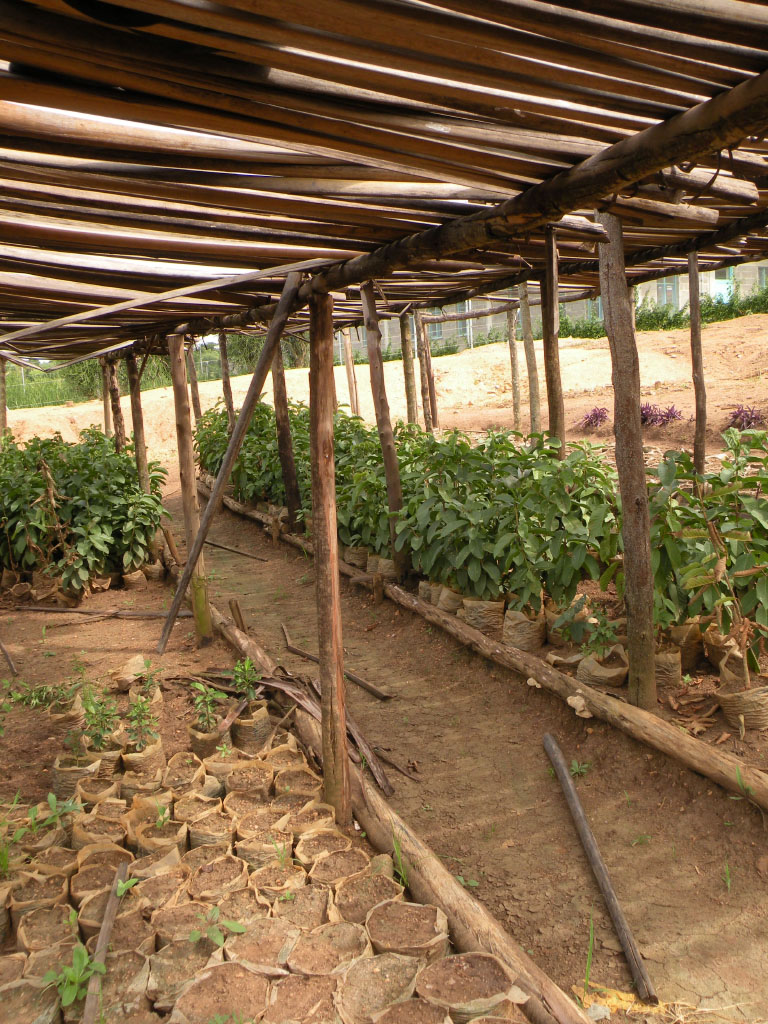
[195,474,768,813]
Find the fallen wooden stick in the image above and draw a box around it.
[281,623,393,701]
[372,745,420,782]
[295,709,588,1024]
[12,606,193,619]
[162,524,184,567]
[229,598,248,632]
[217,697,249,735]
[543,733,658,1005]
[82,862,128,1024]
[0,635,17,675]
[206,538,268,562]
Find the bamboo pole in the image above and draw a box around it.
[168,332,213,646]
[361,281,407,578]
[341,327,360,416]
[424,331,439,429]
[0,355,6,435]
[518,283,541,434]
[309,291,351,825]
[597,212,656,710]
[399,311,419,425]
[689,252,707,475]
[125,352,150,494]
[157,272,302,654]
[413,311,433,434]
[186,342,202,424]
[105,358,125,453]
[218,331,236,433]
[99,357,112,437]
[507,306,521,431]
[272,341,302,531]
[542,226,565,457]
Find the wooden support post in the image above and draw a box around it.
[341,328,360,416]
[106,358,125,453]
[597,212,656,711]
[218,331,236,433]
[186,342,202,424]
[272,342,302,531]
[689,252,707,475]
[507,307,521,431]
[168,333,213,646]
[399,312,419,425]
[125,352,150,494]
[0,356,6,435]
[542,226,565,457]
[99,357,113,438]
[424,333,439,429]
[361,282,407,578]
[309,291,351,826]
[413,311,433,434]
[519,283,541,435]
[157,272,302,654]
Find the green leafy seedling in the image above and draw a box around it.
[189,906,246,948]
[43,943,105,1007]
[392,828,408,888]
[455,875,479,888]
[630,834,651,847]
[570,760,591,778]
[117,877,139,899]
[278,890,296,902]
[155,803,170,829]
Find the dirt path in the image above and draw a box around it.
[175,484,768,1023]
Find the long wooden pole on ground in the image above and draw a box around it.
[413,311,433,433]
[294,710,587,1024]
[157,272,302,654]
[125,352,150,494]
[168,332,213,646]
[99,357,112,438]
[518,283,541,434]
[688,252,707,475]
[186,343,202,424]
[0,356,6,434]
[272,341,302,531]
[542,226,565,456]
[507,307,521,431]
[341,328,360,416]
[399,312,419,425]
[361,282,407,578]
[309,291,351,826]
[106,358,125,453]
[218,331,236,433]
[597,212,656,710]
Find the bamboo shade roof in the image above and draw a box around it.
[2,0,768,360]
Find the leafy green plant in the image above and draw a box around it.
[216,741,232,758]
[232,658,261,699]
[117,877,139,899]
[455,875,479,888]
[580,611,619,660]
[188,906,246,948]
[0,794,27,878]
[270,838,291,868]
[191,682,225,733]
[125,696,159,752]
[155,803,170,828]
[392,828,408,888]
[569,760,591,778]
[43,943,105,1007]
[83,689,119,752]
[41,793,81,830]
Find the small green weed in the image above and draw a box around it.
[392,828,408,888]
[722,860,732,893]
[630,834,651,847]
[43,943,105,1007]
[456,875,479,888]
[570,760,591,778]
[189,906,246,948]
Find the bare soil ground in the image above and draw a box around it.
[6,315,768,1021]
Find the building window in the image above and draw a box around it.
[759,265,768,290]
[454,301,468,340]
[586,297,603,319]
[656,276,679,307]
[427,308,443,341]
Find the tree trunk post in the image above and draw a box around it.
[341,328,360,416]
[361,282,408,578]
[424,334,439,429]
[413,311,433,434]
[689,252,707,475]
[399,312,419,425]
[106,359,126,454]
[0,356,6,435]
[186,343,202,424]
[99,357,113,438]
[168,333,213,646]
[125,353,150,494]
[519,282,541,435]
[597,211,657,711]
[507,307,521,431]
[309,292,351,825]
[272,342,302,531]
[542,226,565,457]
[157,272,302,656]
[218,332,236,433]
